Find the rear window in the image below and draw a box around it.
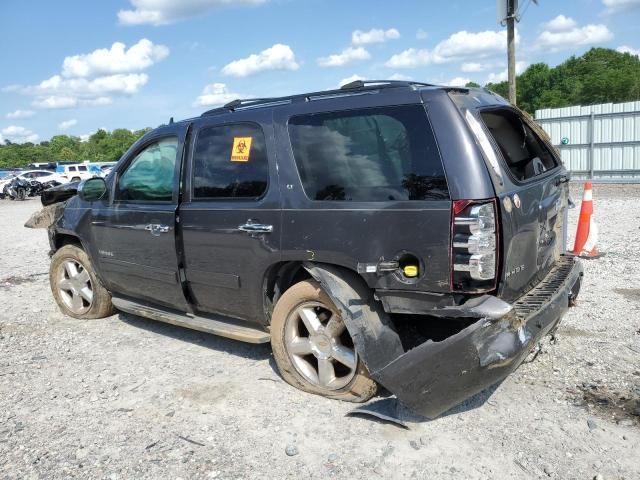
[288,105,448,201]
[480,109,558,182]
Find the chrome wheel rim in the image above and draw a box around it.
[284,301,357,391]
[58,260,93,314]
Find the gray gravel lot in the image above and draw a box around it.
[1,185,639,479]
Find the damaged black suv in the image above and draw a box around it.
[41,80,583,418]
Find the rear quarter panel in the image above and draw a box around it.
[272,90,453,293]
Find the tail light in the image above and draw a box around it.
[451,199,499,292]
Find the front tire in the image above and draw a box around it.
[270,280,378,403]
[49,245,115,319]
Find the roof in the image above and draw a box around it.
[199,80,464,117]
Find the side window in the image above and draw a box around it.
[288,105,449,201]
[69,166,77,172]
[192,123,268,199]
[78,165,88,172]
[117,137,178,201]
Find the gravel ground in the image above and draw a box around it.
[1,184,639,480]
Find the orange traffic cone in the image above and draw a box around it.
[572,181,601,259]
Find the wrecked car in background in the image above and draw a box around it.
[28,80,583,418]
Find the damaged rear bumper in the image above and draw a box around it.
[373,255,583,418]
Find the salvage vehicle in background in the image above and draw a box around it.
[56,163,94,182]
[36,80,583,418]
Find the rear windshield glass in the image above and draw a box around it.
[481,109,558,182]
[288,105,448,201]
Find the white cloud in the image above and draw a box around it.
[6,109,35,119]
[602,0,640,12]
[538,23,613,50]
[32,96,78,109]
[448,77,471,87]
[1,125,39,143]
[222,44,299,77]
[385,48,431,68]
[461,62,488,73]
[9,39,164,109]
[543,15,577,32]
[193,83,243,107]
[351,28,400,46]
[318,47,371,67]
[62,39,168,78]
[386,29,514,68]
[338,74,364,88]
[26,73,148,98]
[416,29,428,40]
[58,119,78,130]
[389,73,413,81]
[486,61,528,83]
[118,0,267,25]
[617,45,640,57]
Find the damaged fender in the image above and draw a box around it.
[304,257,583,419]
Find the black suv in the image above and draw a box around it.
[42,80,583,418]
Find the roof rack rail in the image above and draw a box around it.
[340,79,435,90]
[200,80,437,117]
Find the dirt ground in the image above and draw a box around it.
[1,184,639,480]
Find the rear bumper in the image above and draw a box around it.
[373,255,583,418]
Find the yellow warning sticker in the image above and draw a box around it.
[231,137,252,162]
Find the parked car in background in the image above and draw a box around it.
[0,170,66,194]
[56,163,94,182]
[98,162,116,177]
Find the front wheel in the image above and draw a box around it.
[270,280,378,402]
[49,245,115,319]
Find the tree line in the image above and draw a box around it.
[473,48,640,114]
[0,128,150,169]
[2,48,639,169]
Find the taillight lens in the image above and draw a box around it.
[452,200,498,291]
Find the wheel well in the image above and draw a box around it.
[262,262,311,323]
[53,233,83,252]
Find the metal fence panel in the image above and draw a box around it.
[535,101,640,181]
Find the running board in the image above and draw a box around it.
[112,297,270,344]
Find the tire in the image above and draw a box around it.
[17,188,26,201]
[49,244,115,319]
[71,177,81,182]
[271,280,378,403]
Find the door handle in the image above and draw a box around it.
[144,224,170,235]
[238,222,273,234]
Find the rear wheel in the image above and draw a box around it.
[71,177,81,182]
[271,280,378,402]
[49,245,115,319]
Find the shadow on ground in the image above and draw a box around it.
[118,312,272,362]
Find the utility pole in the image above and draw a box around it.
[506,0,517,105]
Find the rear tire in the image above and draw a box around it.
[271,280,378,403]
[50,245,115,319]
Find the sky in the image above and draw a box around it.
[1,0,639,144]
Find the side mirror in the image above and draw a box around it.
[78,177,107,202]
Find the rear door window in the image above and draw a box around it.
[192,123,268,199]
[480,109,558,182]
[288,105,448,201]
